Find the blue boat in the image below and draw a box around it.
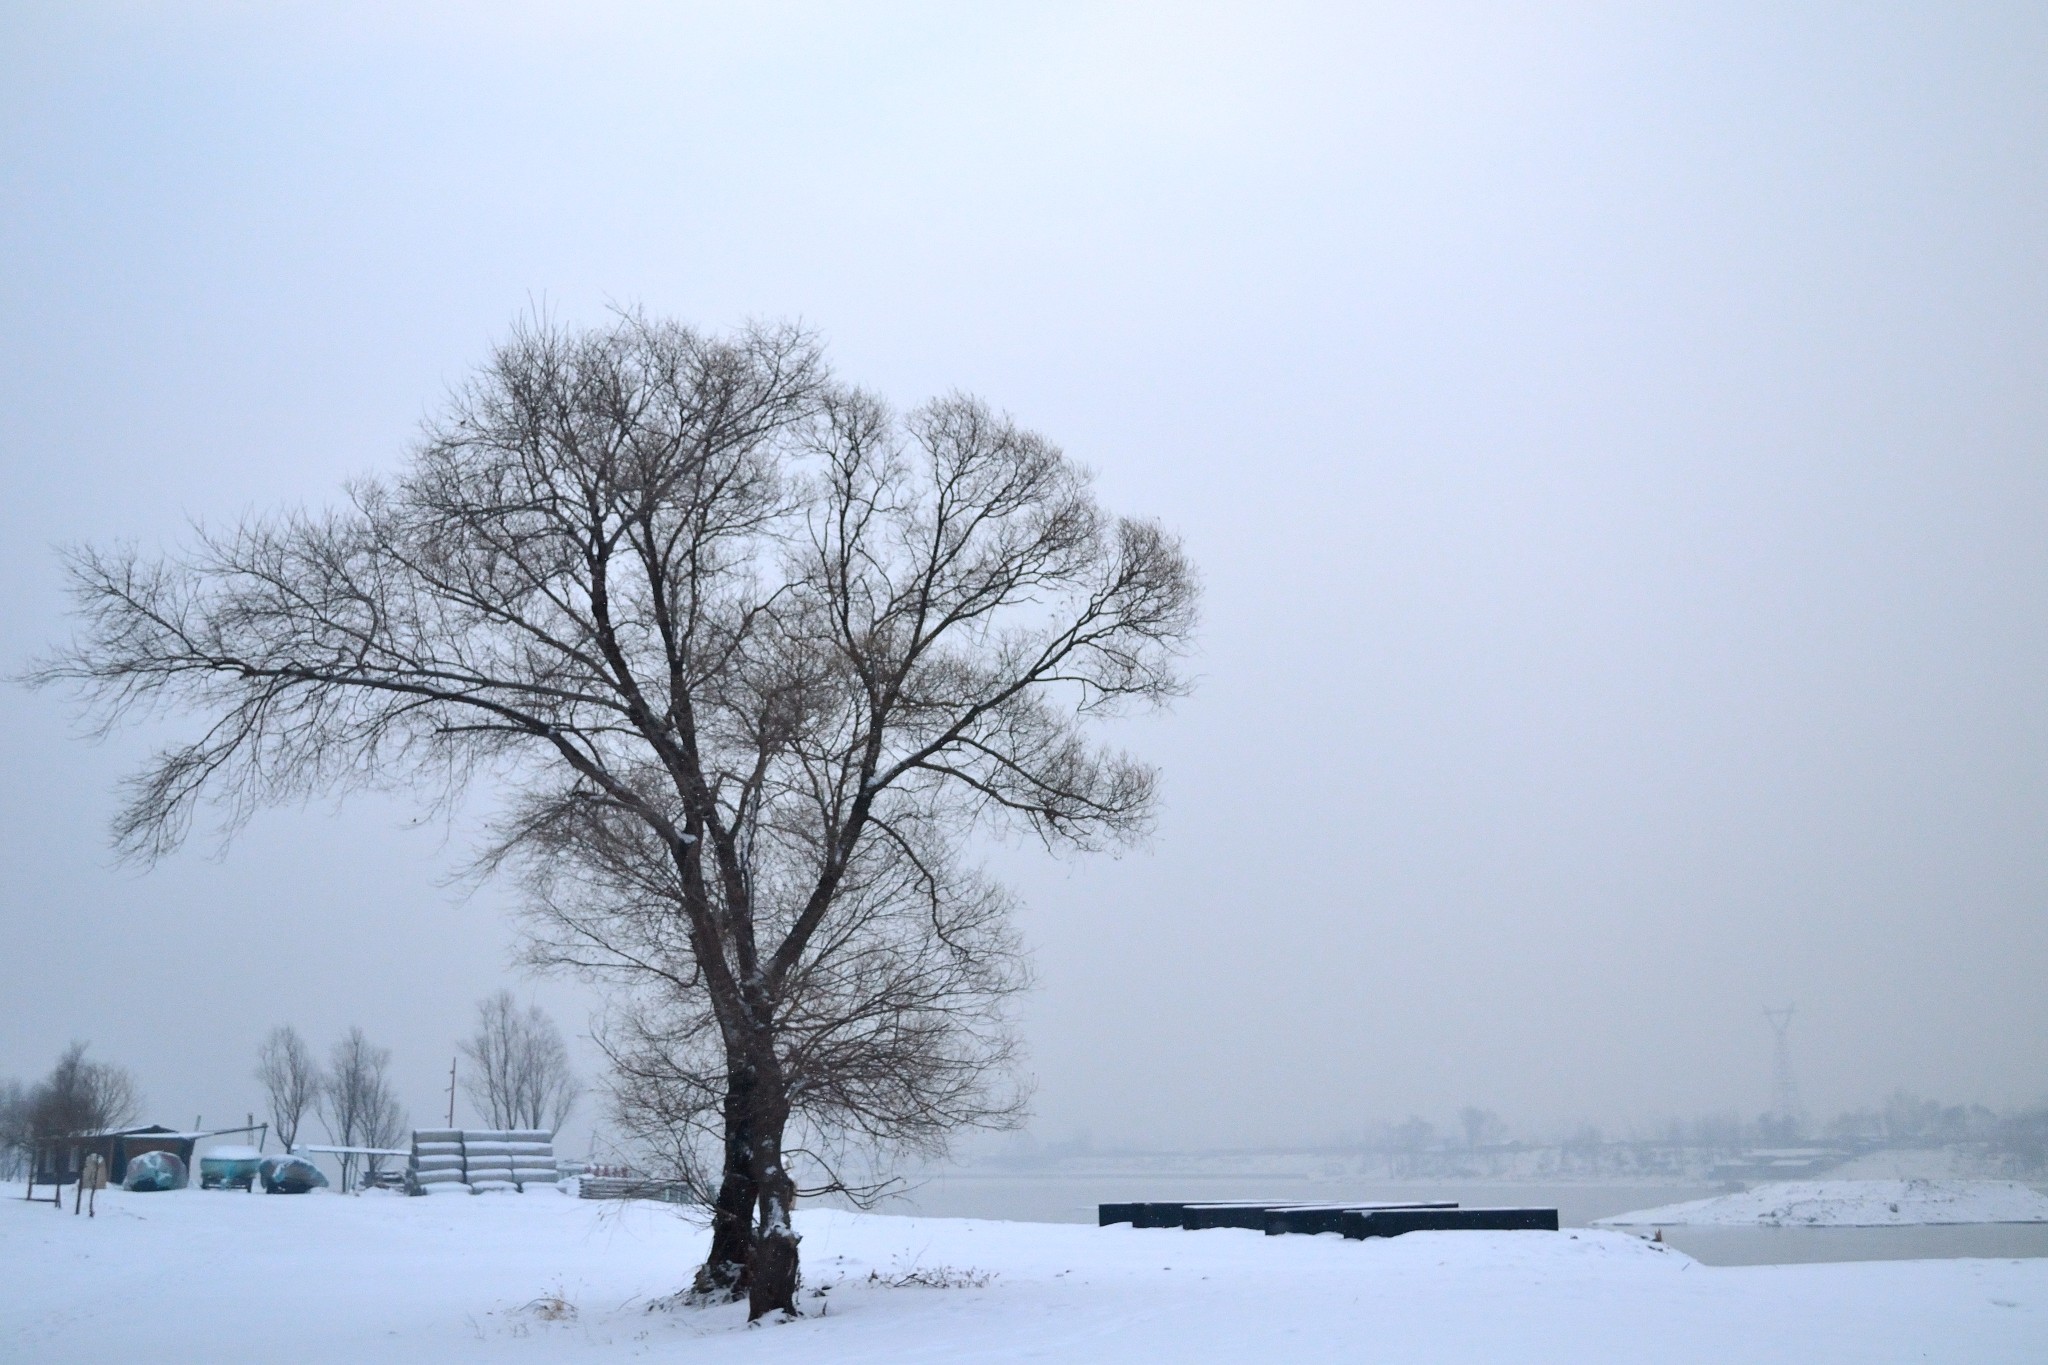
[199,1145,264,1190]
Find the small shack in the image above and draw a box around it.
[29,1123,269,1193]
[32,1126,188,1189]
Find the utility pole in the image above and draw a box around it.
[1764,1005,1802,1133]
[446,1057,458,1128]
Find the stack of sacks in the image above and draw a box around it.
[409,1130,469,1195]
[508,1130,560,1189]
[463,1131,520,1193]
[403,1127,560,1193]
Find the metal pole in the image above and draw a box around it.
[447,1057,457,1127]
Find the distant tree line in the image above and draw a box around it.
[1322,1092,2048,1176]
[1822,1091,2048,1166]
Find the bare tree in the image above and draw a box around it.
[35,314,1196,1317]
[361,1077,408,1183]
[255,1025,322,1152]
[320,1028,403,1190]
[0,1079,28,1180]
[26,1043,141,1140]
[459,991,580,1132]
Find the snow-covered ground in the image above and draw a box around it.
[4,1182,2044,1363]
[1599,1179,2048,1228]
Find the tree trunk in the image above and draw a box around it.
[748,1157,801,1320]
[744,1065,801,1320]
[691,1072,757,1301]
[692,1165,757,1299]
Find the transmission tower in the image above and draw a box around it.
[1763,1005,1802,1132]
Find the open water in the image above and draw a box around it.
[845,1172,2048,1266]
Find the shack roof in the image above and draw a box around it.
[80,1123,266,1142]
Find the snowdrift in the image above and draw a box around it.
[1598,1178,2048,1227]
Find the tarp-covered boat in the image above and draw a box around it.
[259,1153,329,1194]
[123,1150,189,1192]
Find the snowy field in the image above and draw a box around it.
[1598,1179,2048,1228]
[4,1183,2045,1363]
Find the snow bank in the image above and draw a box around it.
[1599,1179,2048,1227]
[4,1182,2043,1363]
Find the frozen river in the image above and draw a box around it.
[836,1172,2048,1266]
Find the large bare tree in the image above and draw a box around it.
[255,1024,322,1152]
[460,990,580,1132]
[35,315,1196,1317]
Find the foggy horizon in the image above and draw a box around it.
[4,4,2045,1162]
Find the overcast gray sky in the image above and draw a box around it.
[3,3,2044,1153]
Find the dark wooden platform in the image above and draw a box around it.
[1098,1200,1281,1228]
[1262,1201,1459,1235]
[1182,1202,1305,1230]
[1097,1199,1463,1231]
[1339,1206,1559,1238]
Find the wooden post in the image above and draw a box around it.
[75,1155,103,1215]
